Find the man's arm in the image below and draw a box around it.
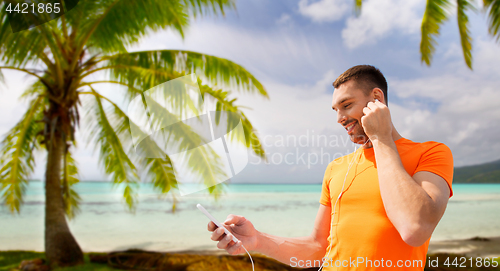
[209,204,331,266]
[362,100,451,247]
[372,138,450,246]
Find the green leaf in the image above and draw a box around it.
[457,0,473,69]
[145,156,177,194]
[82,91,180,208]
[93,92,180,196]
[67,0,233,54]
[0,95,44,213]
[181,0,234,17]
[19,80,45,100]
[86,89,139,211]
[0,12,47,67]
[61,148,81,220]
[484,0,500,42]
[200,84,265,159]
[81,0,187,54]
[100,50,268,97]
[141,97,229,193]
[0,2,66,71]
[123,185,135,211]
[420,0,452,66]
[82,89,226,201]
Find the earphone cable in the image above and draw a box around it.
[318,139,369,271]
[242,244,255,271]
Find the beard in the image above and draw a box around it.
[349,120,370,145]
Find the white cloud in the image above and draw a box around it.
[298,0,350,23]
[342,0,423,49]
[234,69,339,136]
[130,21,334,83]
[291,69,337,99]
[313,69,337,91]
[442,42,463,60]
[387,40,500,166]
[276,13,292,25]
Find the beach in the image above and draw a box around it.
[1,182,499,258]
[428,237,500,258]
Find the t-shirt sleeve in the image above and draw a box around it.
[414,143,454,197]
[319,162,333,206]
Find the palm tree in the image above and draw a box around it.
[354,0,500,69]
[0,0,267,267]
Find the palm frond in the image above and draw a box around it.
[79,0,187,54]
[20,80,45,100]
[86,89,139,211]
[61,147,81,220]
[484,0,500,42]
[0,17,47,67]
[420,0,451,66]
[96,50,267,97]
[140,97,228,196]
[95,92,180,196]
[0,2,66,70]
[115,118,179,197]
[182,0,234,17]
[0,95,44,213]
[200,84,265,159]
[82,90,226,199]
[145,155,177,194]
[84,88,225,206]
[66,0,235,54]
[457,0,473,69]
[186,145,227,198]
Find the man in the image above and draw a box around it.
[207,65,453,270]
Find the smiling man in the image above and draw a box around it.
[207,65,454,270]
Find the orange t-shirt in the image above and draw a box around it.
[319,138,453,270]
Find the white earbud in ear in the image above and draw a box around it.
[375,98,379,102]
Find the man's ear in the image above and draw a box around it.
[372,88,385,104]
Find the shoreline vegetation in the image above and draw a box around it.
[453,159,500,184]
[2,236,499,271]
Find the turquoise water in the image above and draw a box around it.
[0,182,499,252]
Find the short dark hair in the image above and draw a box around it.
[333,65,388,104]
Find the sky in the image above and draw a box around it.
[1,0,500,184]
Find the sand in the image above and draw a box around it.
[428,237,500,258]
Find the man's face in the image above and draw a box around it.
[331,79,372,145]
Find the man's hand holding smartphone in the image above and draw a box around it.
[208,214,259,255]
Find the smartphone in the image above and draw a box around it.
[197,204,239,242]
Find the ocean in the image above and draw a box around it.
[0,182,499,252]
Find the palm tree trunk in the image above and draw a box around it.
[44,114,84,267]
